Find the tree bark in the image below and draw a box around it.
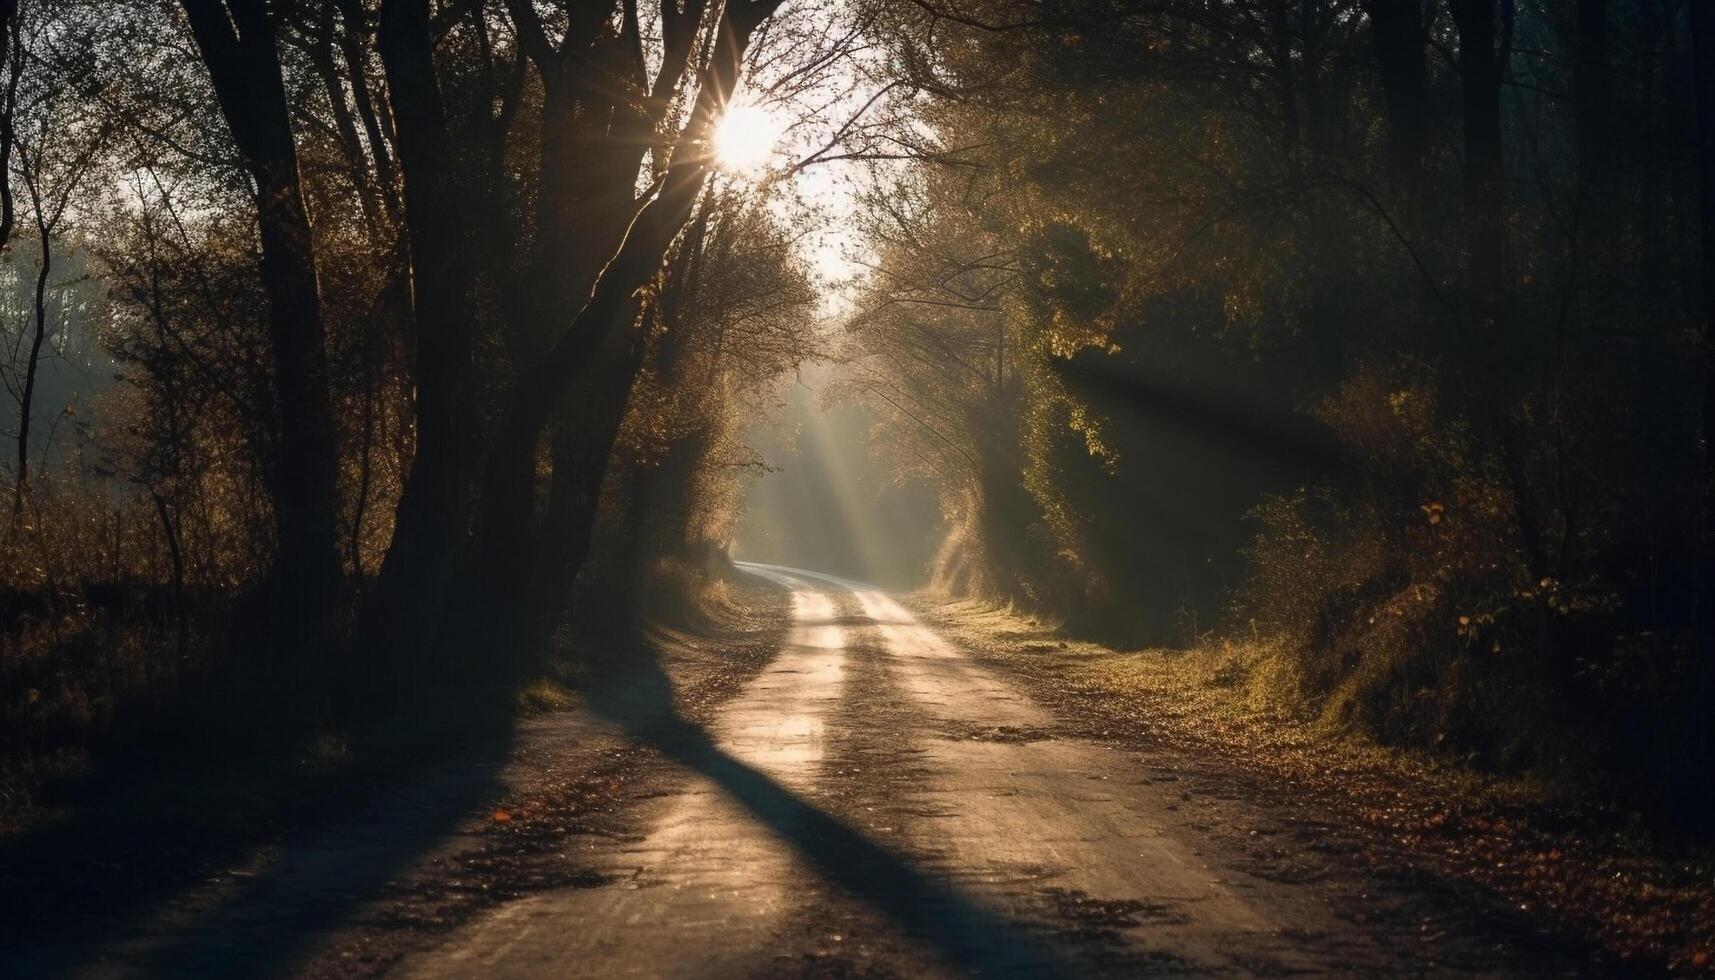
[1365,0,1427,203]
[1573,0,1610,190]
[579,184,718,614]
[2,0,20,517]
[335,0,400,218]
[523,64,639,359]
[0,0,17,250]
[303,20,387,240]
[508,0,711,610]
[1447,0,1550,585]
[181,0,341,673]
[152,491,189,660]
[471,0,782,643]
[360,0,481,684]
[12,170,49,520]
[1688,0,1715,828]
[1448,0,1509,330]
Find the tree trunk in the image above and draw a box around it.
[524,103,661,606]
[0,0,17,249]
[1365,0,1428,204]
[538,332,654,590]
[335,0,399,218]
[360,0,480,688]
[152,491,189,659]
[13,193,49,519]
[472,260,660,665]
[2,0,21,518]
[1573,0,1610,190]
[474,173,693,649]
[618,422,715,609]
[1448,0,1508,330]
[305,25,386,240]
[468,0,779,647]
[525,70,637,353]
[522,56,657,601]
[1687,0,1715,828]
[1448,0,1550,590]
[182,0,341,682]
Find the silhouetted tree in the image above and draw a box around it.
[180,0,341,678]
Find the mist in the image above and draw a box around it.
[732,369,942,589]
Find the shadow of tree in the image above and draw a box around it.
[4,590,1179,979]
[581,640,1106,977]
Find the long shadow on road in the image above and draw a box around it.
[2,608,1152,979]
[582,638,1112,978]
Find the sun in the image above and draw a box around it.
[713,103,783,174]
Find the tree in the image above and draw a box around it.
[596,183,818,610]
[1688,0,1715,825]
[471,0,785,648]
[180,0,341,678]
[4,0,111,522]
[1365,0,1428,207]
[358,0,482,683]
[1448,0,1510,331]
[0,0,16,254]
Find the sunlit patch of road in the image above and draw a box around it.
[851,587,1049,729]
[398,568,849,979]
[729,572,847,789]
[736,565,1514,975]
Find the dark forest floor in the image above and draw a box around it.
[915,597,1715,975]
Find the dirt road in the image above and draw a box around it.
[392,563,1598,978]
[8,564,1611,978]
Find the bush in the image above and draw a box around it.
[1232,362,1688,798]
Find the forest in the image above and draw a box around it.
[840,0,1715,820]
[0,0,1712,973]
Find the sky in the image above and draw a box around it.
[716,0,914,313]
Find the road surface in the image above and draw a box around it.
[8,563,1598,978]
[391,563,1588,978]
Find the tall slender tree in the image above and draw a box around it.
[180,0,341,670]
[1688,0,1715,824]
[1448,0,1510,331]
[1365,0,1428,211]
